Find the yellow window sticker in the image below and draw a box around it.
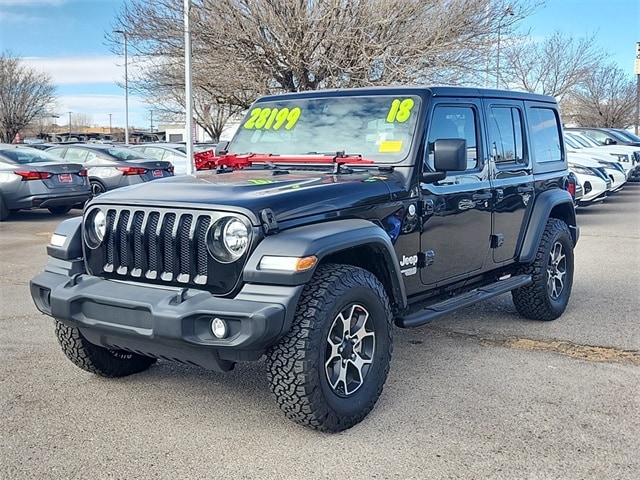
[244,107,301,131]
[379,140,403,152]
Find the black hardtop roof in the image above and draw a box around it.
[257,86,557,105]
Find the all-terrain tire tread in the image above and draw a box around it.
[55,320,156,377]
[266,264,392,432]
[512,218,573,321]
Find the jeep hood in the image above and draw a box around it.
[93,168,403,223]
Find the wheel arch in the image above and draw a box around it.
[518,189,578,264]
[243,219,407,311]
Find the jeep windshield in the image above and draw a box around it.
[229,94,421,165]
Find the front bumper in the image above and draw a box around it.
[30,261,303,371]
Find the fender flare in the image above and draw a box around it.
[519,189,578,264]
[243,219,407,309]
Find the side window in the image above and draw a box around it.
[85,150,101,161]
[582,130,608,145]
[529,107,562,163]
[47,148,64,159]
[64,148,89,163]
[488,107,525,166]
[146,147,168,161]
[426,105,478,171]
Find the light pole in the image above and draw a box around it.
[495,5,514,89]
[635,42,640,135]
[50,114,59,141]
[68,111,72,139]
[109,113,113,136]
[114,30,129,144]
[184,0,195,174]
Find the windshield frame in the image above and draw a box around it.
[228,93,423,166]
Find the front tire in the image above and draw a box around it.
[0,195,9,221]
[512,218,575,320]
[266,264,393,432]
[55,320,156,377]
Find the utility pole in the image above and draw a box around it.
[496,5,514,89]
[635,42,640,135]
[184,0,195,174]
[114,30,129,144]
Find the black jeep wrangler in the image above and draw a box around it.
[30,86,579,432]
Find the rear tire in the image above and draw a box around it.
[55,320,156,377]
[48,205,73,215]
[90,180,106,196]
[512,218,574,321]
[0,195,9,221]
[266,264,393,432]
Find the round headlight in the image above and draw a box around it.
[85,209,106,249]
[208,216,250,262]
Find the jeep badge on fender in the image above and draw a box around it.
[30,86,578,432]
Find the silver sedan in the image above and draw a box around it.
[0,144,91,221]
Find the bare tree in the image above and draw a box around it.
[501,31,607,97]
[561,65,636,128]
[0,53,58,143]
[72,113,94,129]
[110,0,540,140]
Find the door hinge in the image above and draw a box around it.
[491,234,504,248]
[418,250,435,268]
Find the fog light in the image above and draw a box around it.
[211,317,228,339]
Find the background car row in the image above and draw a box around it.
[45,144,174,195]
[564,127,640,208]
[2,130,637,221]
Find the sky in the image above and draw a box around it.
[0,0,638,130]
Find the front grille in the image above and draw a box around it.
[100,208,214,286]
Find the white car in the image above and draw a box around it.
[568,160,610,206]
[567,152,625,194]
[565,132,639,180]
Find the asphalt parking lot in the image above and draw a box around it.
[1,185,639,480]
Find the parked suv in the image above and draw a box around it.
[30,87,578,432]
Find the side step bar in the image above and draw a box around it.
[394,274,532,328]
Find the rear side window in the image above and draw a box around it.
[529,108,562,163]
[488,107,525,166]
[64,148,90,163]
[145,147,169,161]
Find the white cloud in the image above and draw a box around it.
[56,94,150,129]
[21,55,124,85]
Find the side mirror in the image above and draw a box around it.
[421,139,466,184]
[604,138,617,145]
[434,138,467,171]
